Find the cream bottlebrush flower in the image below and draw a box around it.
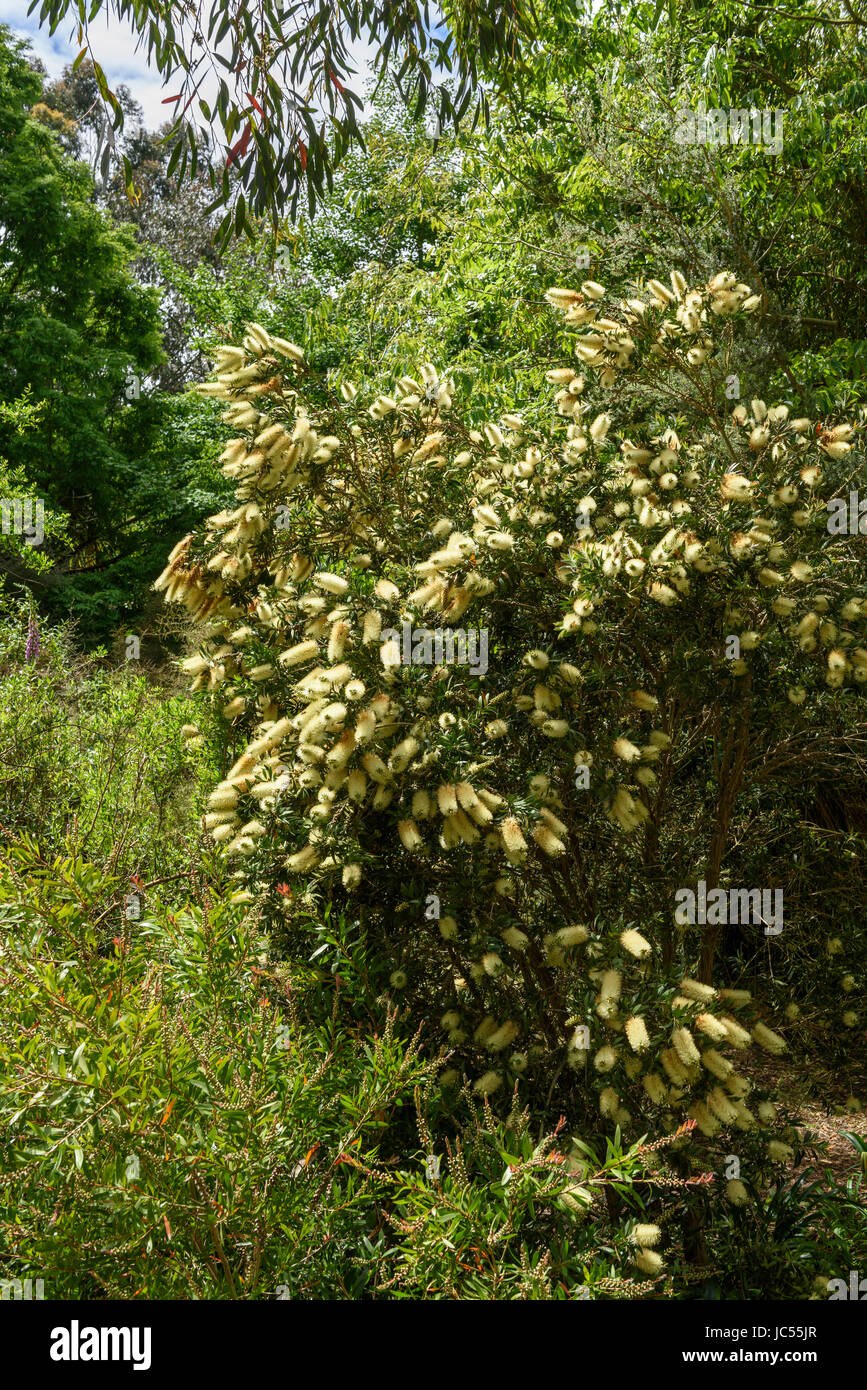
[732,1102,757,1129]
[397,819,424,852]
[449,809,480,844]
[500,817,528,854]
[541,718,570,738]
[612,737,642,762]
[726,1179,749,1205]
[625,1016,650,1053]
[437,784,459,816]
[286,845,319,871]
[752,1022,787,1055]
[532,823,567,856]
[620,928,652,959]
[648,582,680,606]
[208,786,238,811]
[688,1101,720,1137]
[643,1073,667,1104]
[411,790,431,819]
[679,978,716,1003]
[599,1086,619,1117]
[599,969,622,1000]
[706,1088,738,1123]
[486,1021,520,1052]
[464,797,494,827]
[388,736,420,772]
[768,1141,795,1163]
[594,1045,619,1072]
[720,473,756,501]
[701,1048,733,1080]
[438,916,458,940]
[362,611,382,645]
[342,865,362,889]
[634,1248,663,1275]
[695,1013,729,1042]
[473,1071,502,1096]
[757,1102,777,1125]
[716,1017,750,1045]
[279,640,319,667]
[502,926,529,950]
[633,1222,662,1247]
[313,572,349,596]
[360,752,390,784]
[380,638,401,669]
[660,1048,690,1085]
[630,689,658,711]
[672,1027,701,1067]
[556,924,589,947]
[346,769,368,803]
[719,988,752,1007]
[485,719,509,738]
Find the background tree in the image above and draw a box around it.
[25,0,539,242]
[0,27,229,635]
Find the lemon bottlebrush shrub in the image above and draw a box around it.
[157,275,865,1163]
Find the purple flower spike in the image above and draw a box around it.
[25,612,39,663]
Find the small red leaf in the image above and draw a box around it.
[226,123,253,166]
[163,1214,172,1239]
[162,93,182,104]
[297,139,307,172]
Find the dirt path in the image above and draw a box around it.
[740,1049,866,1182]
